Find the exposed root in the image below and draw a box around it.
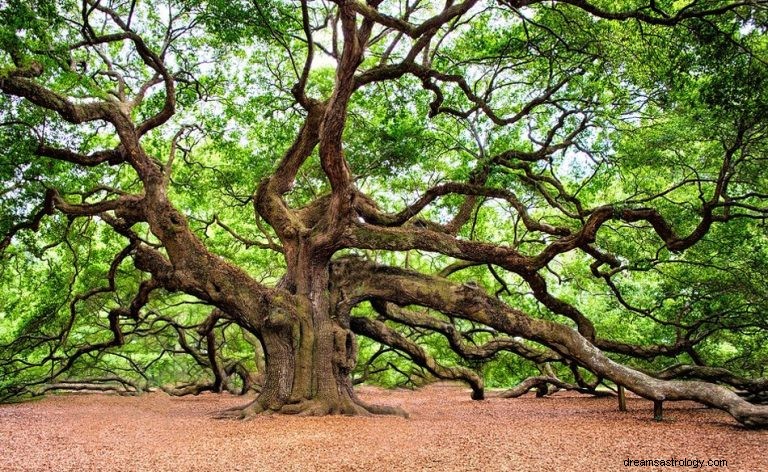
[214,398,266,419]
[348,384,409,417]
[280,400,332,416]
[354,398,409,418]
[278,398,405,417]
[214,393,409,419]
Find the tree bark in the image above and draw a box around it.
[220,242,405,417]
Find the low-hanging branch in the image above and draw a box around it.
[333,257,768,427]
[499,375,614,399]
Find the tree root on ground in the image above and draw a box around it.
[214,395,408,419]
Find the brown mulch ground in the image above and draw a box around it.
[0,383,766,471]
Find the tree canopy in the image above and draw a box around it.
[1,0,768,426]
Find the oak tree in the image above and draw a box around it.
[2,0,768,427]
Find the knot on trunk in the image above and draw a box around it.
[333,326,357,374]
[265,307,296,331]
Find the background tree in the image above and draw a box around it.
[1,0,768,426]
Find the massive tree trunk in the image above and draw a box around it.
[230,10,389,415]
[222,240,404,417]
[254,267,360,414]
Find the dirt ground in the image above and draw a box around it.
[0,383,766,471]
